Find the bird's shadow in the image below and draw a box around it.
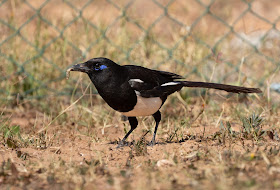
[107,138,193,149]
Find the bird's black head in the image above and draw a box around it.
[68,57,118,73]
[67,57,123,86]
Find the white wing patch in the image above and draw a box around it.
[161,82,181,87]
[129,79,144,83]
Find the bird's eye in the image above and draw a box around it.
[94,64,101,71]
[94,64,107,71]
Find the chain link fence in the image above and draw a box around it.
[1,0,280,101]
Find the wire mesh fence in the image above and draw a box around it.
[1,0,280,101]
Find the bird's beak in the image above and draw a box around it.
[66,63,90,79]
[68,63,90,73]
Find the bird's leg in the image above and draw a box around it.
[117,117,138,148]
[149,111,161,146]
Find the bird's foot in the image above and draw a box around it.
[116,140,128,148]
[148,140,156,147]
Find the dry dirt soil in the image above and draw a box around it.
[1,98,280,190]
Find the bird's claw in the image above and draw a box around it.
[116,140,128,148]
[148,140,156,146]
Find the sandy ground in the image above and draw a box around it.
[2,109,279,189]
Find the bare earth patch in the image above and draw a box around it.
[1,107,280,189]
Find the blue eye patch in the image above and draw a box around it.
[95,65,107,71]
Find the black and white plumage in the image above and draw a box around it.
[67,57,262,146]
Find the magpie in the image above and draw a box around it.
[67,57,262,146]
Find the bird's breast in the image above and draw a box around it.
[121,96,162,117]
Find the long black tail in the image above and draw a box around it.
[181,81,262,94]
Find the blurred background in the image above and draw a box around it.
[1,0,280,103]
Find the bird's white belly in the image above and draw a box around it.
[122,96,162,117]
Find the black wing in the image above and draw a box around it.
[154,70,184,80]
[124,65,184,98]
[124,65,262,97]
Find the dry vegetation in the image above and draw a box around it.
[1,0,280,189]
